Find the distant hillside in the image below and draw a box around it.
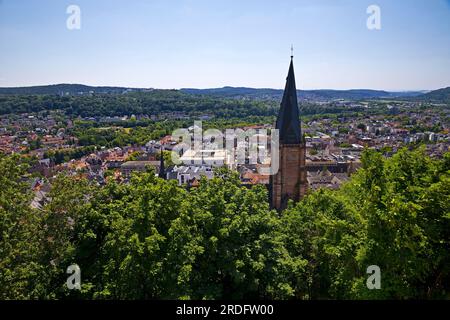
[0,84,149,95]
[181,87,424,101]
[0,84,426,101]
[182,87,282,98]
[302,89,422,100]
[418,87,450,103]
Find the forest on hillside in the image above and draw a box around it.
[0,90,408,119]
[0,91,276,118]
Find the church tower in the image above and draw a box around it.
[270,55,307,211]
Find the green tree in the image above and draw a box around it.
[0,155,43,299]
[282,190,362,299]
[343,148,449,299]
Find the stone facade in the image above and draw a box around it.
[271,143,307,210]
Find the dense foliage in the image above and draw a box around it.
[0,90,418,119]
[0,147,448,300]
[0,91,277,118]
[419,87,450,104]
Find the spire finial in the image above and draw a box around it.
[290,44,294,59]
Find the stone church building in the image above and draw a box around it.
[270,56,307,211]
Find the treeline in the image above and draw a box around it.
[70,117,277,150]
[0,147,448,299]
[0,91,390,120]
[43,146,97,165]
[0,84,134,95]
[0,91,277,119]
[419,87,450,104]
[71,125,172,149]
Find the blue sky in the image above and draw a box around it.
[0,0,449,90]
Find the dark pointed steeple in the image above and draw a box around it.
[270,52,307,211]
[158,147,166,179]
[276,55,301,144]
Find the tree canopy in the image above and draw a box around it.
[0,147,448,299]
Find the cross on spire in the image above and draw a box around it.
[291,44,294,59]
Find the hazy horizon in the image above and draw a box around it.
[0,82,440,93]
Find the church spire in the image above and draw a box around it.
[276,54,301,144]
[158,146,166,179]
[270,53,307,211]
